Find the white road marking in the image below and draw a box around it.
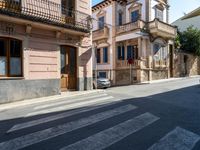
[0,105,137,150]
[34,93,108,110]
[148,127,200,150]
[7,102,118,133]
[60,112,159,150]
[26,96,115,117]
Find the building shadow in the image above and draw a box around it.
[0,84,200,150]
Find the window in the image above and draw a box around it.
[118,12,122,26]
[97,49,101,63]
[103,47,108,63]
[131,10,139,22]
[156,9,163,21]
[127,45,138,60]
[0,38,22,77]
[98,16,105,29]
[0,40,6,75]
[61,47,67,74]
[99,72,107,78]
[61,0,74,16]
[117,45,125,60]
[127,45,134,59]
[153,43,160,55]
[153,43,167,60]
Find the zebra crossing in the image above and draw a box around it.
[0,93,199,150]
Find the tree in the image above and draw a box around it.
[176,26,200,56]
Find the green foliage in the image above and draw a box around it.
[176,26,200,56]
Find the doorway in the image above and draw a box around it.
[169,44,173,78]
[60,46,77,91]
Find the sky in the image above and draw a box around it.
[92,0,200,23]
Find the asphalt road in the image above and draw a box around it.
[0,77,200,150]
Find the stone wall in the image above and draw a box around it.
[115,69,137,85]
[0,79,60,104]
[140,70,149,82]
[152,70,168,80]
[174,52,200,77]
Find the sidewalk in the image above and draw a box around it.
[0,89,105,112]
[142,75,200,84]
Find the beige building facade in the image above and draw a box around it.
[92,0,177,86]
[0,0,92,103]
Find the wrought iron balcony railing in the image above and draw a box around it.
[0,0,91,32]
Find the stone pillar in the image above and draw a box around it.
[148,56,153,81]
[23,25,32,79]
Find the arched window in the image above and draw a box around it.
[0,38,22,77]
[118,12,123,26]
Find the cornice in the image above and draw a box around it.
[92,0,127,13]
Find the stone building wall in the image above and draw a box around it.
[152,70,168,80]
[174,52,200,77]
[115,69,137,85]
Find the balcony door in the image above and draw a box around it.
[61,0,75,24]
[0,0,21,12]
[60,46,77,91]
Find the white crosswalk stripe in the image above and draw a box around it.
[148,127,200,150]
[34,93,109,110]
[7,102,118,133]
[60,112,159,150]
[0,104,137,150]
[26,96,115,117]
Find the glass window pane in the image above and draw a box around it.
[69,47,76,75]
[99,72,106,78]
[122,46,125,60]
[10,57,21,75]
[0,57,6,75]
[61,48,66,74]
[10,40,21,57]
[10,39,22,76]
[97,49,101,63]
[153,43,160,54]
[119,13,122,25]
[117,46,121,60]
[0,39,6,57]
[98,16,104,29]
[127,46,132,59]
[103,47,108,63]
[131,10,139,22]
[0,39,7,75]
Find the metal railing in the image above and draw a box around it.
[0,0,91,32]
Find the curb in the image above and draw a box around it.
[141,76,200,84]
[0,90,105,112]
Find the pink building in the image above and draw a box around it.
[0,0,92,104]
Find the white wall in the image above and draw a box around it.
[150,0,167,23]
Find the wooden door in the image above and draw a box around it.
[60,46,77,91]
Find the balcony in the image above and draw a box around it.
[0,0,91,33]
[116,20,145,35]
[116,59,148,69]
[92,26,109,41]
[153,60,168,68]
[148,19,177,39]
